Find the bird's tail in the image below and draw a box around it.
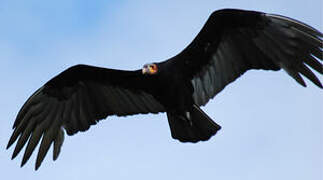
[166,105,221,143]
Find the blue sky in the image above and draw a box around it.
[0,1,322,179]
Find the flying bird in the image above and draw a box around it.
[7,9,322,170]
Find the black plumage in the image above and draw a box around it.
[7,9,322,170]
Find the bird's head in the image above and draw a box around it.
[142,63,158,75]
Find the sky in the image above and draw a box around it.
[0,1,322,179]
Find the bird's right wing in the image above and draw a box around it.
[7,64,165,170]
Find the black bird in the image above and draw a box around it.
[7,9,322,170]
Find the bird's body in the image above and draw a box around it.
[153,62,193,112]
[7,9,322,170]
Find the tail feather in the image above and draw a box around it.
[167,105,221,143]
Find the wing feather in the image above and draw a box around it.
[53,128,64,161]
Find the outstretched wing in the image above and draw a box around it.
[7,64,165,170]
[168,9,322,106]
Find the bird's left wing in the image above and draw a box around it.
[7,64,165,170]
[167,9,322,106]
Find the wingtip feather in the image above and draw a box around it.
[6,138,14,150]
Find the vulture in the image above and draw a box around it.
[7,9,322,170]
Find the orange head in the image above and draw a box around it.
[142,63,158,75]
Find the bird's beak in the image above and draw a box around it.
[142,67,148,74]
